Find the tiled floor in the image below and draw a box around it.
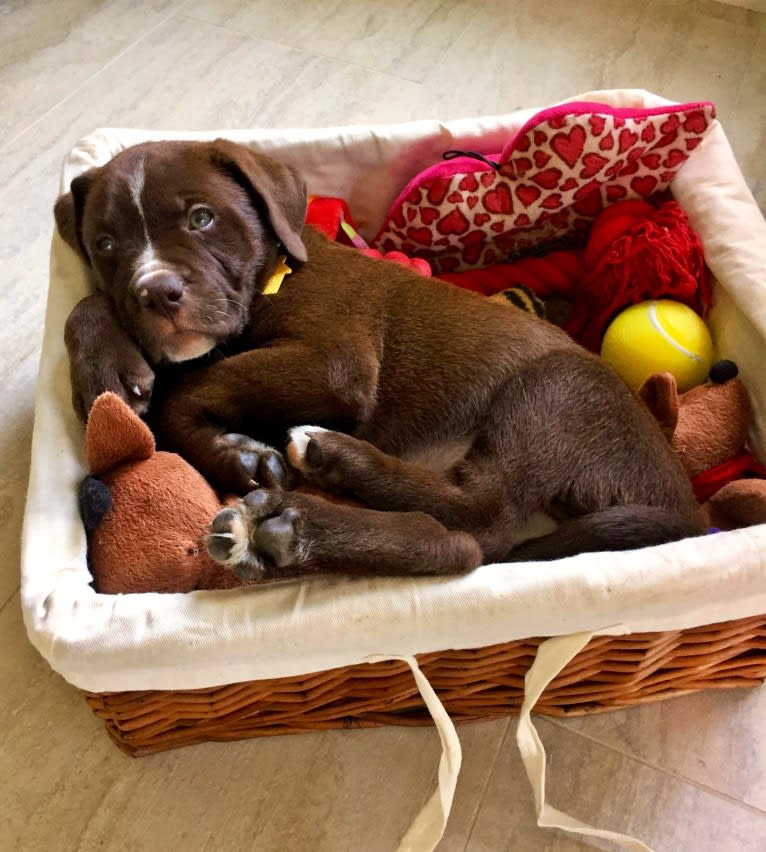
[3,1,766,850]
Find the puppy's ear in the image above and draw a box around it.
[53,169,98,263]
[210,139,308,263]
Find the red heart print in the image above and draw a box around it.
[391,209,406,228]
[466,195,479,209]
[490,222,504,233]
[663,149,686,169]
[515,156,533,176]
[631,175,658,197]
[683,110,708,134]
[516,184,541,206]
[533,150,551,168]
[551,125,586,168]
[407,186,422,205]
[514,213,531,227]
[613,117,626,128]
[447,190,463,204]
[459,174,479,192]
[604,158,625,179]
[589,114,606,136]
[407,226,433,246]
[580,152,608,178]
[599,133,615,151]
[660,170,677,183]
[534,129,548,146]
[661,114,680,134]
[407,208,417,222]
[621,160,640,176]
[656,129,680,149]
[530,167,563,189]
[560,177,578,192]
[606,184,628,203]
[460,230,487,265]
[618,128,639,154]
[499,163,515,179]
[481,171,496,188]
[484,183,513,214]
[541,193,563,210]
[640,153,661,170]
[421,207,439,225]
[474,212,491,226]
[685,137,702,151]
[426,177,451,206]
[515,133,531,152]
[548,114,568,129]
[573,189,603,218]
[434,237,451,248]
[437,209,470,236]
[641,123,657,143]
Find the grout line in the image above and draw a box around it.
[0,586,20,617]
[545,716,766,820]
[461,717,514,852]
[0,0,196,156]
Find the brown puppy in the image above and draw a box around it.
[55,139,706,583]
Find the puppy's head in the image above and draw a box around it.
[54,139,307,364]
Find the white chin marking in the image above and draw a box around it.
[163,334,216,363]
[287,425,329,471]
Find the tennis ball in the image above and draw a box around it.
[600,300,714,393]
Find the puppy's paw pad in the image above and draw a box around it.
[253,507,302,568]
[287,425,329,472]
[206,507,251,567]
[217,433,291,489]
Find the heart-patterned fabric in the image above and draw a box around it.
[374,101,716,273]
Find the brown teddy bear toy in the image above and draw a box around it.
[640,361,766,530]
[80,392,248,593]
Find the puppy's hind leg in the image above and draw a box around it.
[207,488,483,582]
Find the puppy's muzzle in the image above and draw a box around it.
[136,272,185,318]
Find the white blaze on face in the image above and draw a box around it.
[127,157,163,292]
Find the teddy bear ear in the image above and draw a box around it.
[85,392,155,475]
[639,372,680,440]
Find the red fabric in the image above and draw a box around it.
[305,197,358,245]
[566,199,712,351]
[691,451,766,503]
[438,249,585,297]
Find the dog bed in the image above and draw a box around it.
[21,89,766,850]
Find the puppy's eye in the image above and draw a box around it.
[95,236,117,255]
[188,205,214,231]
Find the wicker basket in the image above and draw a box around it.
[85,615,766,757]
[23,92,766,775]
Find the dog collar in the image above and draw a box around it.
[262,255,292,295]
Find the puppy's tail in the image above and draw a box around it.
[507,505,705,562]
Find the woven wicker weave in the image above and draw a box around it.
[84,614,766,756]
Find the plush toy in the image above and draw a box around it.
[80,392,248,594]
[640,362,766,530]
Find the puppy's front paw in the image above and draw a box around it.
[215,433,293,493]
[206,489,304,582]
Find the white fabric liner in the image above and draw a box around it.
[22,88,766,697]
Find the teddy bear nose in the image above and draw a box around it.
[137,274,185,316]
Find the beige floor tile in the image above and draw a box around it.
[0,0,186,147]
[462,716,766,852]
[553,686,766,812]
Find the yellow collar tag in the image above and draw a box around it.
[262,255,292,295]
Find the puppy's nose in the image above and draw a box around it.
[137,275,184,316]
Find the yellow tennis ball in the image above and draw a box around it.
[600,300,714,393]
